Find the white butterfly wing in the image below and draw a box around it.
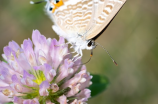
[85,0,126,40]
[46,0,126,40]
[46,0,94,39]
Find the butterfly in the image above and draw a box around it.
[44,0,126,61]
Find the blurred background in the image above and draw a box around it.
[0,0,158,104]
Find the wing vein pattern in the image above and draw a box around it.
[47,0,126,40]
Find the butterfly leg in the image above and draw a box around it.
[64,50,76,56]
[55,44,66,47]
[54,42,70,47]
[72,53,80,61]
[77,49,83,61]
[72,51,76,53]
[73,48,83,62]
[66,42,71,45]
[70,46,73,48]
[71,47,81,61]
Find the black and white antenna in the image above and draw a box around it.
[96,42,118,66]
[30,0,46,4]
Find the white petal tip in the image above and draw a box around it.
[89,81,92,85]
[80,78,86,83]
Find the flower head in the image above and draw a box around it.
[0,30,92,104]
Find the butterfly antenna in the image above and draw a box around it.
[80,50,93,65]
[30,0,46,4]
[96,42,118,66]
[72,51,92,68]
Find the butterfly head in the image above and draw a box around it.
[86,40,96,50]
[30,0,63,13]
[46,0,63,13]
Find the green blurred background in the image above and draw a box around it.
[0,0,158,104]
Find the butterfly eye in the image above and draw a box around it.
[88,40,96,48]
[88,41,92,47]
[48,5,56,13]
[49,7,53,11]
[53,0,63,7]
[54,0,60,4]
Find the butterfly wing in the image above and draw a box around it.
[85,0,126,40]
[46,0,126,40]
[46,0,94,39]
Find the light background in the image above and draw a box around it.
[0,0,158,104]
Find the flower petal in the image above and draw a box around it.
[57,95,67,104]
[30,98,40,104]
[76,89,91,102]
[32,30,49,55]
[56,59,74,83]
[14,96,23,104]
[23,99,31,104]
[0,92,12,103]
[39,81,49,96]
[44,64,56,82]
[22,39,37,66]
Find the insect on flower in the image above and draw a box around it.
[31,0,126,64]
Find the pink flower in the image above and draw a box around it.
[0,30,92,104]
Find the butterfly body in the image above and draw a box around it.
[45,0,126,58]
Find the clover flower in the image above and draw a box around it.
[0,30,92,104]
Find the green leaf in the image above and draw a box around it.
[2,58,8,63]
[89,74,109,97]
[5,103,14,104]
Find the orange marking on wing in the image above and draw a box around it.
[103,9,110,15]
[52,6,56,13]
[54,0,64,7]
[106,5,113,10]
